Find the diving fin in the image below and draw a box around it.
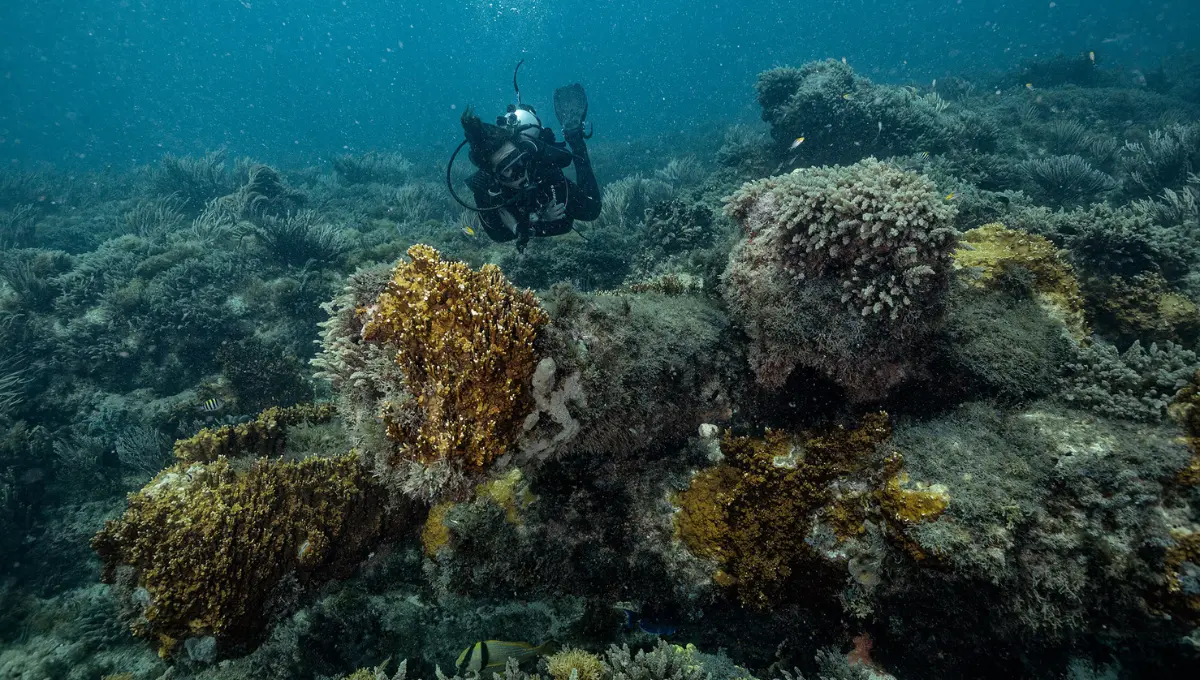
[553,83,589,136]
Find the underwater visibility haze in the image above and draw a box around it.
[3,0,1200,679]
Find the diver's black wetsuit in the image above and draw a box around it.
[467,132,601,244]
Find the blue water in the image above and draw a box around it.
[2,0,1196,167]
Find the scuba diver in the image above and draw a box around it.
[448,62,601,251]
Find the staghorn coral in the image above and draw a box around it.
[173,403,337,465]
[673,413,946,608]
[91,452,398,657]
[722,158,957,400]
[954,222,1088,338]
[358,244,548,474]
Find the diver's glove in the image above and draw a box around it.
[532,201,567,224]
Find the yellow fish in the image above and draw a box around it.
[1025,82,1034,89]
[789,137,805,150]
[461,224,476,237]
[842,93,852,100]
[944,192,956,201]
[919,151,929,159]
[457,641,557,673]
[1089,51,1095,63]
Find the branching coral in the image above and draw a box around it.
[173,403,337,465]
[722,158,957,400]
[603,641,708,680]
[673,413,947,608]
[1005,203,1196,282]
[360,245,549,470]
[91,453,397,657]
[1059,339,1199,421]
[954,222,1087,338]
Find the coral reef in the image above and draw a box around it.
[1118,123,1200,198]
[528,285,739,458]
[6,49,1200,680]
[360,244,547,470]
[1085,272,1200,347]
[603,642,708,680]
[722,158,957,400]
[641,199,717,257]
[953,222,1087,337]
[877,402,1195,676]
[1059,338,1200,421]
[172,402,337,465]
[1004,202,1197,282]
[91,452,400,657]
[673,414,946,608]
[312,245,549,500]
[150,150,234,209]
[755,59,997,167]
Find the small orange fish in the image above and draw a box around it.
[789,137,805,150]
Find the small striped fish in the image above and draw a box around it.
[456,640,556,673]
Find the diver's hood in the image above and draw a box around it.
[462,118,511,170]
